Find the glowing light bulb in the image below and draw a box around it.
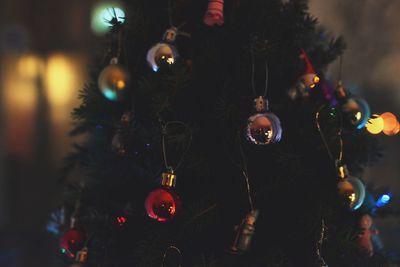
[376,194,391,207]
[91,3,125,35]
[381,112,399,136]
[366,114,384,134]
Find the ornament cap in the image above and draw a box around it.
[254,96,268,112]
[335,161,349,179]
[162,171,177,188]
[110,57,119,65]
[335,81,348,98]
[163,27,178,43]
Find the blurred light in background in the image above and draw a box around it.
[2,53,86,159]
[45,54,75,106]
[91,2,125,35]
[366,114,384,135]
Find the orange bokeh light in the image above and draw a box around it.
[381,112,399,136]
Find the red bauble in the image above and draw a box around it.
[59,228,85,258]
[145,187,181,222]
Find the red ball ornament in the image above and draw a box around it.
[145,172,181,222]
[59,228,86,258]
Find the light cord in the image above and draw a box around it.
[316,219,327,266]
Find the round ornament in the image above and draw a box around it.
[337,176,366,211]
[145,172,181,222]
[341,97,370,129]
[246,113,282,145]
[111,133,127,155]
[145,187,181,222]
[59,228,86,259]
[98,58,129,101]
[146,43,178,72]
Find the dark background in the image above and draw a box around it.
[0,1,398,266]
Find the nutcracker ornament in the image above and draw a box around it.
[230,209,259,254]
[203,0,225,26]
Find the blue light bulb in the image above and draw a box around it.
[376,194,391,207]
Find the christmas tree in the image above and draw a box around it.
[49,0,398,266]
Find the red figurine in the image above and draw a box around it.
[358,214,378,256]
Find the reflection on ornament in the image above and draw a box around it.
[366,114,384,135]
[338,176,365,211]
[98,58,129,101]
[59,228,86,259]
[246,113,282,145]
[145,172,181,222]
[116,216,127,226]
[146,43,178,72]
[341,97,370,129]
[381,112,399,136]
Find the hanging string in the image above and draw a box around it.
[168,0,174,26]
[238,133,255,211]
[161,246,182,267]
[250,45,269,99]
[315,105,343,163]
[161,121,192,172]
[316,219,328,266]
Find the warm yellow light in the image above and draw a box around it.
[166,57,175,65]
[349,193,356,203]
[366,114,384,134]
[45,54,76,106]
[116,80,125,89]
[355,112,362,121]
[17,54,45,79]
[313,76,320,84]
[339,166,346,179]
